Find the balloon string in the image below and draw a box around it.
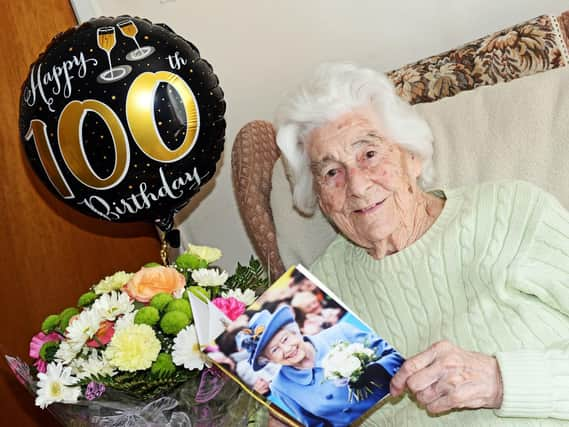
[160,237,169,266]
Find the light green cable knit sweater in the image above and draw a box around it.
[311,180,569,426]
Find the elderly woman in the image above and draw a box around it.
[275,63,569,426]
[238,305,404,426]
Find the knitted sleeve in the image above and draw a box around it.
[495,187,569,420]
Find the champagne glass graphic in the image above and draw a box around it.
[96,26,132,84]
[98,27,116,77]
[118,19,155,61]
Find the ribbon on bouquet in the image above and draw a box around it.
[194,366,228,403]
[92,396,191,427]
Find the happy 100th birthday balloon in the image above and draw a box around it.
[19,16,226,232]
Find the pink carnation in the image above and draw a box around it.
[34,359,47,374]
[29,332,62,373]
[86,320,115,348]
[212,297,246,321]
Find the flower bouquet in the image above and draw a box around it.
[5,244,269,426]
[322,341,383,402]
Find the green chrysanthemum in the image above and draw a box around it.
[165,299,192,320]
[77,291,97,308]
[59,307,80,332]
[160,311,190,335]
[41,315,61,333]
[39,341,60,362]
[175,253,208,271]
[144,262,162,268]
[150,293,174,312]
[134,306,160,326]
[187,286,210,303]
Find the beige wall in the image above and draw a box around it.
[73,0,568,271]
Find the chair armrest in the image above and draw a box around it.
[231,120,286,277]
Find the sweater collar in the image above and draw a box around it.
[345,187,463,271]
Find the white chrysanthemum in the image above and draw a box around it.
[69,361,84,379]
[54,340,82,365]
[92,291,134,321]
[93,271,134,294]
[114,312,135,333]
[70,358,85,379]
[191,268,228,287]
[171,325,206,370]
[222,288,256,305]
[71,350,116,380]
[35,362,81,409]
[65,309,102,347]
[187,244,222,264]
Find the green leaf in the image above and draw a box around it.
[94,368,199,400]
[225,257,269,294]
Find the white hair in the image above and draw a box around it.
[275,63,435,215]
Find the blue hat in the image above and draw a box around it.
[237,305,295,371]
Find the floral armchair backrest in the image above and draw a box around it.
[388,14,569,105]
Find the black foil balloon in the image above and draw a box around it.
[19,16,225,232]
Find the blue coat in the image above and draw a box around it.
[269,322,404,426]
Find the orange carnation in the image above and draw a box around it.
[124,266,186,303]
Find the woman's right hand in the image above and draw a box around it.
[390,340,503,414]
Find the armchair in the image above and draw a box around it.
[232,12,569,277]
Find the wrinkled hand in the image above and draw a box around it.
[390,340,503,414]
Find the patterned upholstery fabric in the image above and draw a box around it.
[389,15,568,104]
[231,13,569,276]
[231,121,285,275]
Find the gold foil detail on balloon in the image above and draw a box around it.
[25,119,75,198]
[58,100,130,189]
[126,71,199,162]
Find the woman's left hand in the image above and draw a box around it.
[390,340,503,414]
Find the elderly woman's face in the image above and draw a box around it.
[307,106,422,253]
[262,327,307,366]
